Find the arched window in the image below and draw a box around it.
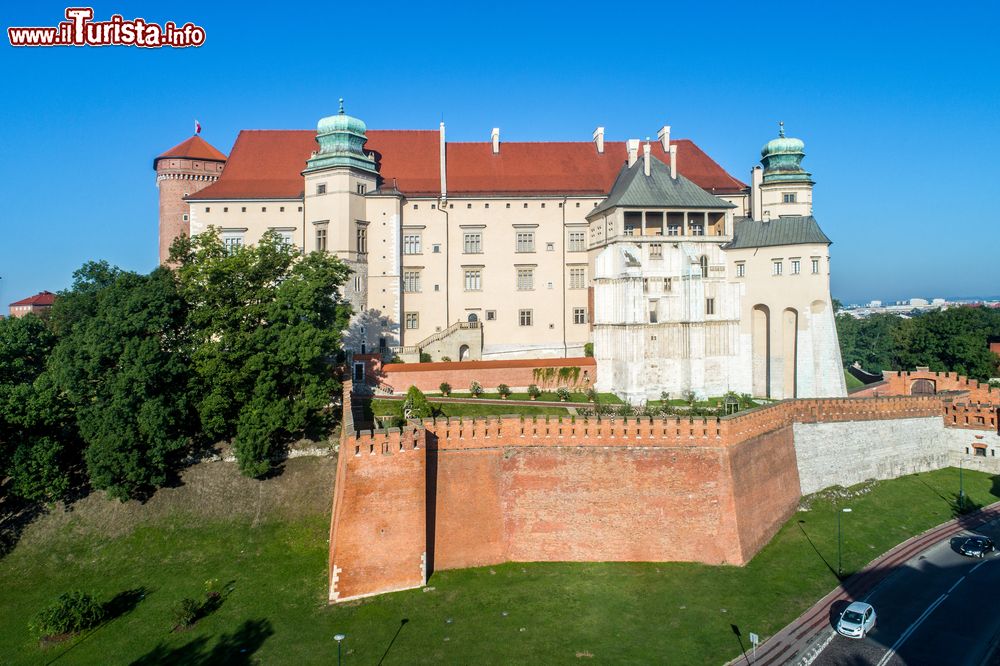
[700,255,709,278]
[468,313,478,323]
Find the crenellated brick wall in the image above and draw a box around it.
[328,372,1000,603]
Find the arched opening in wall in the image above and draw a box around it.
[699,255,709,278]
[467,313,478,323]
[782,308,799,399]
[458,344,470,362]
[911,378,936,395]
[752,304,771,398]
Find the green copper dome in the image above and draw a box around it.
[760,122,812,184]
[305,99,377,175]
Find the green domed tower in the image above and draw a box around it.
[760,122,813,184]
[304,99,378,175]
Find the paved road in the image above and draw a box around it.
[736,504,1000,666]
[803,520,1000,666]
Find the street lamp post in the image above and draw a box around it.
[838,508,853,579]
[959,459,965,513]
[334,633,346,665]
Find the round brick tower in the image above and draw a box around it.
[154,135,227,264]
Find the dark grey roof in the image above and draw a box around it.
[725,216,831,249]
[587,155,735,218]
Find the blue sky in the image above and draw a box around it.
[1,1,998,306]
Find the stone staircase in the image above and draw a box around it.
[390,320,482,362]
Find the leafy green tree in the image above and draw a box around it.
[48,263,197,500]
[0,316,76,502]
[171,229,352,477]
[402,386,433,419]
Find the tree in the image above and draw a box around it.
[48,263,197,500]
[171,229,352,477]
[0,315,76,503]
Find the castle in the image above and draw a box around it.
[155,105,845,402]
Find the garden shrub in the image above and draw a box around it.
[30,591,106,638]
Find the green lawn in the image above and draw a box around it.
[427,391,624,404]
[1,462,996,665]
[371,398,572,419]
[845,370,865,390]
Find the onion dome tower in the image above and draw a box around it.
[760,121,813,184]
[154,134,227,264]
[304,98,378,175]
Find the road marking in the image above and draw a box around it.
[972,559,989,573]
[875,593,948,666]
[947,576,966,594]
[795,630,836,666]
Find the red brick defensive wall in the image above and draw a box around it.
[373,356,597,393]
[329,369,999,603]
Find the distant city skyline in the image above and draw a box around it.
[2,1,998,307]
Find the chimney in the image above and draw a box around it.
[627,139,639,167]
[439,122,447,200]
[657,125,671,152]
[491,127,500,155]
[593,126,605,154]
[751,165,763,220]
[643,139,651,177]
[669,144,677,179]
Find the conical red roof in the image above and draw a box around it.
[154,135,227,168]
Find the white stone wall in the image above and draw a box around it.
[793,417,950,495]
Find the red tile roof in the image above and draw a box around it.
[154,135,228,167]
[9,291,56,307]
[188,129,746,201]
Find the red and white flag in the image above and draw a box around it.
[195,119,201,135]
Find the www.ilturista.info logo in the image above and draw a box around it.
[8,7,206,48]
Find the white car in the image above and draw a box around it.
[837,601,876,639]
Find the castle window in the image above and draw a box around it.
[523,203,528,208]
[706,298,715,315]
[485,203,489,209]
[569,267,586,290]
[464,269,482,291]
[576,202,581,208]
[317,183,326,195]
[772,261,783,276]
[433,244,441,254]
[486,310,497,321]
[516,231,535,253]
[298,206,303,212]
[690,223,704,236]
[783,192,797,203]
[464,232,482,254]
[546,242,555,252]
[357,183,366,195]
[791,259,801,275]
[668,223,681,236]
[223,235,243,255]
[262,207,267,212]
[431,204,436,209]
[403,234,422,255]
[516,268,534,291]
[811,258,820,274]
[205,207,211,213]
[736,262,745,277]
[403,271,421,293]
[280,206,285,212]
[506,203,511,208]
[241,207,247,213]
[405,312,419,329]
[568,230,586,252]
[699,255,709,278]
[413,204,419,209]
[182,214,188,221]
[541,203,546,208]
[650,243,662,258]
[316,228,327,252]
[573,307,587,325]
[467,203,472,209]
[519,309,533,326]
